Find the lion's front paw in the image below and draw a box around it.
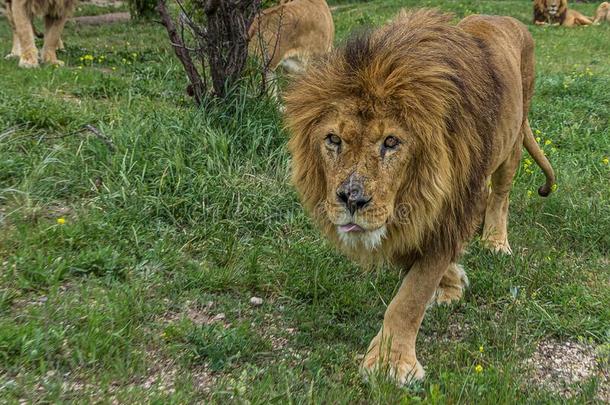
[432,263,469,305]
[360,335,424,386]
[42,51,64,66]
[484,238,512,255]
[47,59,65,67]
[18,48,39,68]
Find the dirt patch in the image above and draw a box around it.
[526,339,609,400]
[70,12,130,25]
[85,0,124,7]
[138,349,214,395]
[160,300,229,328]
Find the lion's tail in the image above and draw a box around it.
[523,119,556,197]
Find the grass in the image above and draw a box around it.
[0,0,609,402]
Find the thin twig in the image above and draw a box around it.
[81,124,116,152]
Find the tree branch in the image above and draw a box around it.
[157,0,206,105]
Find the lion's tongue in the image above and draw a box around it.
[339,223,364,233]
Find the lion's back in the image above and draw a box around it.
[459,14,535,108]
[249,0,334,67]
[458,14,533,57]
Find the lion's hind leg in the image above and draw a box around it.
[430,263,468,306]
[41,15,67,66]
[574,14,593,26]
[482,139,522,254]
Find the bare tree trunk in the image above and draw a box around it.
[204,0,260,97]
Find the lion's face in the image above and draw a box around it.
[543,0,566,16]
[312,107,415,249]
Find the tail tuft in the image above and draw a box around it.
[538,185,551,197]
[523,119,556,198]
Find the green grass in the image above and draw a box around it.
[1,0,609,403]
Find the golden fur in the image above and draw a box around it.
[284,9,555,385]
[533,0,593,26]
[249,0,334,98]
[593,1,610,23]
[5,0,76,67]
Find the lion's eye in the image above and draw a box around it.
[383,136,400,149]
[326,134,342,148]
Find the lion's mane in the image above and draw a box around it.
[533,0,568,24]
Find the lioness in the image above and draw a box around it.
[284,9,555,385]
[594,1,610,23]
[249,0,334,98]
[5,0,76,67]
[534,0,592,26]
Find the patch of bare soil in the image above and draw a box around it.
[160,300,229,328]
[70,12,130,25]
[526,339,609,401]
[137,349,214,396]
[85,0,124,7]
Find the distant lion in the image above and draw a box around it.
[284,9,555,385]
[249,0,334,98]
[593,1,610,23]
[5,0,76,67]
[534,0,592,26]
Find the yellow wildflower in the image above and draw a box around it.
[544,139,552,145]
[57,218,66,225]
[551,184,558,192]
[479,346,484,353]
[527,190,533,198]
[475,364,483,373]
[603,157,609,165]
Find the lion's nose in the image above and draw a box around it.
[337,183,372,216]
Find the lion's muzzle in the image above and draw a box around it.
[336,174,372,216]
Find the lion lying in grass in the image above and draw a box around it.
[249,0,334,99]
[534,0,593,26]
[594,1,610,23]
[284,9,555,385]
[5,0,76,67]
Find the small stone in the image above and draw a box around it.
[249,297,263,306]
[211,313,225,322]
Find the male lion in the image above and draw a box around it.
[249,0,334,99]
[284,9,555,385]
[533,0,592,26]
[593,1,610,23]
[5,0,76,67]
